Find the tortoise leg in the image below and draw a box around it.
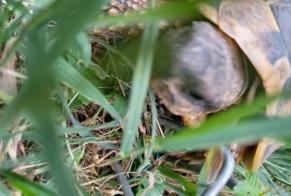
[250,139,282,170]
[204,148,224,184]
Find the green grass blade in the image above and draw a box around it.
[155,117,291,151]
[23,121,119,139]
[198,95,272,128]
[55,58,123,122]
[154,95,278,151]
[1,171,55,196]
[55,120,119,135]
[158,165,196,195]
[120,20,160,154]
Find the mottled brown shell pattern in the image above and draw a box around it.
[93,0,168,36]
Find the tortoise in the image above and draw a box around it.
[102,0,291,179]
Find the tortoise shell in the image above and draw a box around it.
[197,0,291,170]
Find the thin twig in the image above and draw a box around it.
[112,161,134,196]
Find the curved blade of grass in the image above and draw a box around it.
[1,170,55,196]
[55,120,119,135]
[120,20,160,155]
[23,121,119,138]
[54,58,123,123]
[158,165,196,195]
[155,117,291,151]
[198,95,273,128]
[155,95,290,151]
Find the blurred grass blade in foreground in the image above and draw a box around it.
[156,116,291,152]
[120,20,159,155]
[0,0,107,195]
[1,170,56,196]
[154,95,290,151]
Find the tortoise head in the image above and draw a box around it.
[151,22,246,126]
